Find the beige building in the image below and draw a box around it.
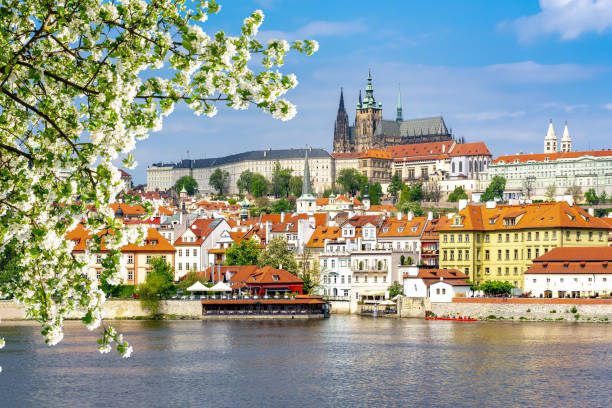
[147,148,335,195]
[332,149,392,184]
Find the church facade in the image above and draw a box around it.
[333,70,454,153]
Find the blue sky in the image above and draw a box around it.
[132,0,612,183]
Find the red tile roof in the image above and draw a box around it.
[493,150,612,165]
[449,142,491,157]
[67,225,175,253]
[388,141,455,159]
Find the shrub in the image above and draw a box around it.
[519,316,527,320]
[486,315,497,319]
[570,306,578,314]
[550,309,556,313]
[574,314,580,320]
[526,308,531,312]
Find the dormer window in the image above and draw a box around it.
[504,218,516,226]
[411,226,418,232]
[398,226,404,233]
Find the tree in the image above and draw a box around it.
[522,176,535,200]
[398,201,424,217]
[296,250,321,295]
[225,239,260,266]
[177,271,208,292]
[322,187,340,198]
[237,170,254,194]
[425,180,442,202]
[210,169,230,195]
[565,185,583,204]
[388,281,404,298]
[479,281,514,296]
[271,161,293,198]
[545,184,557,202]
[0,1,317,356]
[250,173,268,198]
[481,176,506,202]
[388,172,404,198]
[270,198,293,213]
[400,182,424,203]
[584,188,599,205]
[447,186,468,202]
[289,176,303,197]
[175,175,198,196]
[368,182,383,205]
[135,256,174,314]
[337,168,367,196]
[600,191,608,204]
[257,237,298,275]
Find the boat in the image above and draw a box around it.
[425,316,478,322]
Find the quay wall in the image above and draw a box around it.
[328,299,351,314]
[0,300,202,320]
[431,298,612,322]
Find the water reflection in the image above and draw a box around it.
[1,317,611,407]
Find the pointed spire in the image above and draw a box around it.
[544,119,558,154]
[545,119,556,140]
[361,68,380,109]
[357,89,362,108]
[396,85,403,123]
[561,121,571,141]
[338,87,345,113]
[301,149,313,196]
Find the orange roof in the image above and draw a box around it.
[533,246,612,262]
[367,204,398,213]
[404,268,470,286]
[110,203,146,216]
[598,217,612,229]
[437,202,612,232]
[200,265,302,286]
[361,149,392,159]
[331,151,362,159]
[449,142,491,157]
[306,226,341,248]
[67,224,175,253]
[378,217,427,237]
[316,195,363,206]
[388,141,455,159]
[344,214,384,228]
[174,218,221,246]
[527,247,612,275]
[493,149,612,165]
[157,206,175,216]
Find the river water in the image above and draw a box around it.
[1,316,611,407]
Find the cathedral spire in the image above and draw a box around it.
[338,87,345,113]
[357,89,362,108]
[396,85,403,123]
[301,149,312,196]
[361,68,380,109]
[561,121,572,153]
[544,119,558,154]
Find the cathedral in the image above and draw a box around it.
[333,70,454,153]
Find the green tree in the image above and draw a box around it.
[237,170,254,194]
[447,186,468,202]
[481,176,506,202]
[600,191,608,204]
[337,168,367,196]
[250,173,268,197]
[388,281,403,298]
[270,198,293,213]
[210,168,230,195]
[400,182,424,202]
[271,161,293,197]
[398,201,424,216]
[368,182,383,206]
[479,281,514,296]
[289,176,303,197]
[177,271,208,291]
[135,256,174,314]
[584,188,599,205]
[175,175,198,196]
[388,172,404,198]
[545,184,557,202]
[257,236,298,275]
[322,187,340,198]
[296,250,321,295]
[225,239,260,266]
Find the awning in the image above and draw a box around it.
[210,281,233,292]
[361,291,385,296]
[186,281,209,292]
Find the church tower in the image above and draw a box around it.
[355,69,382,152]
[333,88,351,152]
[544,120,558,154]
[396,85,403,123]
[560,122,572,152]
[297,149,317,214]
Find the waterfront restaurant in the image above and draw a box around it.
[202,265,305,296]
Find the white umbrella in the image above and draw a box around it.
[380,300,396,306]
[210,281,233,292]
[186,281,209,292]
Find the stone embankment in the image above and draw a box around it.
[0,299,202,320]
[431,298,612,322]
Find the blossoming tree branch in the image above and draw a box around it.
[0,0,317,360]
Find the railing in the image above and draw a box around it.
[171,294,294,301]
[203,309,322,316]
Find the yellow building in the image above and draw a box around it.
[437,201,611,289]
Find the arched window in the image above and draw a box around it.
[469,161,473,173]
[459,162,463,173]
[333,288,338,296]
[452,162,456,173]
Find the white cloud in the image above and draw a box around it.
[257,20,367,42]
[503,0,612,42]
[454,111,526,121]
[482,61,602,83]
[604,103,612,110]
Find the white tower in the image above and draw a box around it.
[544,120,557,154]
[560,122,572,153]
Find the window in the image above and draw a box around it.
[178,263,182,271]
[146,255,151,264]
[341,275,345,284]
[544,231,549,240]
[458,250,462,261]
[576,231,581,241]
[442,288,446,295]
[383,276,386,283]
[96,255,102,264]
[600,232,604,241]
[192,263,197,270]
[514,249,519,260]
[505,267,509,276]
[535,248,539,258]
[186,249,190,257]
[443,251,447,261]
[364,276,368,283]
[348,276,351,284]
[497,267,501,276]
[589,231,593,241]
[497,250,502,261]
[436,288,440,295]
[505,250,510,260]
[465,250,470,261]
[127,270,133,281]
[485,267,490,275]
[535,232,539,241]
[553,231,557,239]
[127,254,134,264]
[178,249,182,257]
[485,250,490,261]
[193,248,197,256]
[515,233,519,241]
[506,233,510,242]
[498,233,502,242]
[458,234,462,243]
[450,251,454,261]
[485,235,490,243]
[527,248,532,259]
[527,232,532,241]
[465,234,470,242]
[513,267,518,275]
[374,276,377,283]
[450,235,455,243]
[566,231,571,240]
[162,255,167,262]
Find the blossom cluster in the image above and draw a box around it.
[0,0,316,364]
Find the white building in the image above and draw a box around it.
[402,266,471,302]
[525,246,612,298]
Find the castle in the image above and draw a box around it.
[333,69,454,153]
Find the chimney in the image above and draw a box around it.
[458,199,468,211]
[442,144,446,153]
[427,211,433,221]
[280,212,285,223]
[397,212,402,221]
[279,263,283,270]
[440,276,443,281]
[486,201,496,209]
[407,211,414,221]
[447,212,455,219]
[588,208,594,217]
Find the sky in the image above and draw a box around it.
[132,0,612,183]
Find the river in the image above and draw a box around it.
[1,316,611,407]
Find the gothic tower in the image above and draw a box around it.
[560,122,572,153]
[333,88,351,152]
[355,69,382,152]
